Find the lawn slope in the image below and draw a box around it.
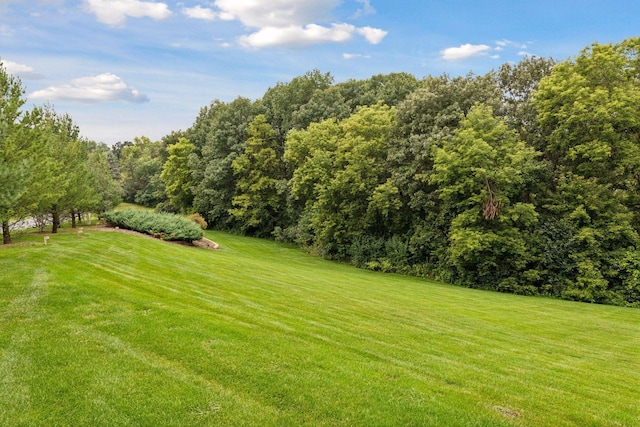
[1,229,639,426]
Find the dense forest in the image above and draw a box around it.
[2,37,639,306]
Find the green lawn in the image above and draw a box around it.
[1,229,639,426]
[113,202,154,211]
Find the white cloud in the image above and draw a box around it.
[182,5,233,21]
[213,0,387,48]
[2,60,44,79]
[440,43,491,61]
[182,5,217,21]
[30,73,149,104]
[356,26,387,44]
[83,0,171,26]
[240,23,355,48]
[214,0,340,28]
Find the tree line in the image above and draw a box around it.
[3,37,639,306]
[0,64,121,244]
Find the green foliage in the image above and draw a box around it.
[541,173,640,304]
[535,39,640,191]
[186,212,208,230]
[286,103,397,256]
[532,38,640,304]
[349,234,410,273]
[161,137,195,212]
[119,136,166,208]
[1,63,120,242]
[102,209,203,242]
[229,115,286,236]
[189,97,256,230]
[87,146,122,212]
[261,69,334,142]
[497,56,555,146]
[349,235,386,268]
[0,61,30,243]
[151,43,640,306]
[431,104,540,289]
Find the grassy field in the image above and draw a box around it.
[113,202,154,211]
[1,228,639,426]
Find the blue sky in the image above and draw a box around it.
[1,0,638,145]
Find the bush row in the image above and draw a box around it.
[101,210,203,242]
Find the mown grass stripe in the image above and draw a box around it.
[1,228,639,426]
[0,267,49,425]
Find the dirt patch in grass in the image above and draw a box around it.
[494,406,520,418]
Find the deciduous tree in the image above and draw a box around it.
[230,115,285,236]
[431,104,540,290]
[161,137,195,212]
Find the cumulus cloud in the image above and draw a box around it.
[240,23,356,48]
[356,26,387,44]
[182,5,233,21]
[2,60,44,79]
[83,0,171,26]
[214,0,340,28]
[30,73,149,104]
[214,0,387,48]
[441,43,491,61]
[182,5,217,20]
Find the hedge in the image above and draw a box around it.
[101,210,204,242]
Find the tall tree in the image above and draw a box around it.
[391,72,502,276]
[230,114,286,236]
[535,39,640,191]
[189,97,256,229]
[431,104,540,291]
[285,103,397,256]
[87,146,122,213]
[119,136,166,208]
[497,55,555,146]
[532,38,640,302]
[261,69,334,144]
[38,109,86,232]
[0,62,30,243]
[161,137,195,213]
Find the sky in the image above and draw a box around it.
[1,0,638,146]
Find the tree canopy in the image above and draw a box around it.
[0,62,122,243]
[3,38,639,306]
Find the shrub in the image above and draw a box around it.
[349,235,385,268]
[186,213,208,230]
[101,210,203,242]
[385,236,409,268]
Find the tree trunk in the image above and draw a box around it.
[71,209,76,228]
[2,220,11,245]
[52,206,59,234]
